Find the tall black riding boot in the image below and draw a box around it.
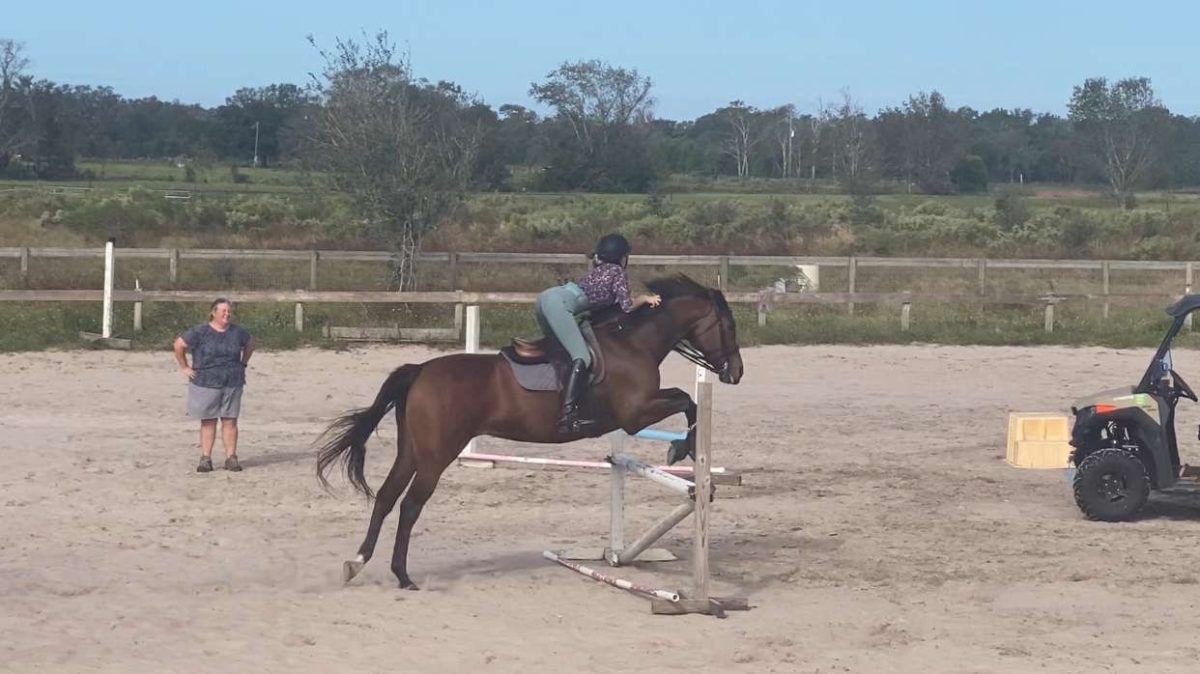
[557,358,594,434]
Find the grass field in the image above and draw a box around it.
[3,160,1200,351]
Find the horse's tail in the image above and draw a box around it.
[316,364,424,498]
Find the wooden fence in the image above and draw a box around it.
[2,246,1198,294]
[0,247,1195,337]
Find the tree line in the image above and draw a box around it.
[2,36,1196,202]
[3,32,1197,287]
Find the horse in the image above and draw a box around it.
[316,274,744,589]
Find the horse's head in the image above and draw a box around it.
[646,275,744,385]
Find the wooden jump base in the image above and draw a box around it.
[550,368,748,618]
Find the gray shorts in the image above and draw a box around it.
[187,384,243,419]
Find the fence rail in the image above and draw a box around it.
[0,289,1179,305]
[4,246,1200,270]
[3,246,1198,297]
[2,245,1195,338]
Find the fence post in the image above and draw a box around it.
[19,247,29,287]
[309,251,319,291]
[1102,261,1111,320]
[102,239,115,339]
[169,248,180,287]
[1044,302,1054,333]
[757,304,767,327]
[1187,263,1194,332]
[901,302,911,332]
[718,256,730,291]
[449,252,459,291]
[294,302,304,332]
[848,256,857,316]
[133,300,143,334]
[977,259,987,296]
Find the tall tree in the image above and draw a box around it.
[1068,76,1166,207]
[717,100,759,178]
[0,39,32,169]
[214,83,315,166]
[529,59,656,190]
[823,91,875,193]
[769,105,797,179]
[303,31,480,289]
[893,91,965,194]
[27,82,79,178]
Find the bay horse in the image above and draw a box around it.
[316,274,744,589]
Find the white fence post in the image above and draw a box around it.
[102,239,115,339]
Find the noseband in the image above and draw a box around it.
[673,299,732,377]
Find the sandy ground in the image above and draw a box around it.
[5,343,1200,673]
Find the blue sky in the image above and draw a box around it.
[7,0,1198,119]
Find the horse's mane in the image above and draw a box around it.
[589,274,729,330]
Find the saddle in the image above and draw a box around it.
[499,321,607,392]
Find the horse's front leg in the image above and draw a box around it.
[618,388,697,465]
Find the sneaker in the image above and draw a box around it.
[196,456,213,473]
[224,455,243,472]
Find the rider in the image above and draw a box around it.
[535,233,661,433]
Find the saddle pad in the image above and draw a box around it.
[501,351,561,391]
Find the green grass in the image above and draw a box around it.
[4,162,1200,351]
[0,159,320,195]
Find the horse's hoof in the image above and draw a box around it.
[343,560,365,584]
[667,439,692,465]
[399,580,420,591]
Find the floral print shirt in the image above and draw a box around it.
[577,262,634,312]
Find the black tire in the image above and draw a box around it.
[1073,448,1150,522]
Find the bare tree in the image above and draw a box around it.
[823,91,875,193]
[719,101,758,178]
[769,104,796,178]
[808,102,824,188]
[0,39,32,163]
[303,31,479,289]
[1069,76,1165,208]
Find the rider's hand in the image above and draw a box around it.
[642,294,662,308]
[179,366,195,381]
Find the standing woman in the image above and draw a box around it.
[173,298,254,472]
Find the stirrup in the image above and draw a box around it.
[558,413,597,434]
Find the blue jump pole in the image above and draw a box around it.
[634,428,688,443]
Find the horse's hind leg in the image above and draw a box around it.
[621,387,696,465]
[343,442,416,583]
[390,468,445,590]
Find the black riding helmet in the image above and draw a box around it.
[594,233,632,265]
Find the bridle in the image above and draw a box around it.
[672,297,733,377]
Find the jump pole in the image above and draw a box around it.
[542,551,680,603]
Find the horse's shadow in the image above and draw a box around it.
[238,450,314,469]
[434,550,556,583]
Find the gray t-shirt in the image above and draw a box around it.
[180,323,251,389]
